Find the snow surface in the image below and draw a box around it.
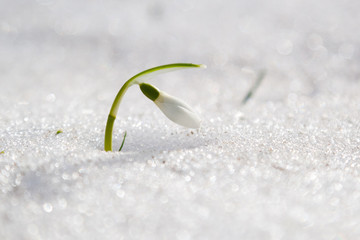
[1,0,360,239]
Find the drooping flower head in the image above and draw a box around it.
[104,63,206,151]
[139,83,201,128]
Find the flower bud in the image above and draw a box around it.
[139,83,201,128]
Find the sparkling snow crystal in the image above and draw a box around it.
[1,0,360,239]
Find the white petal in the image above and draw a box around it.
[154,91,201,128]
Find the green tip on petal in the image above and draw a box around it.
[140,83,160,101]
[104,63,206,151]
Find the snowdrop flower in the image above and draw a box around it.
[139,83,201,128]
[104,63,206,151]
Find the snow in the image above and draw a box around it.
[1,0,360,239]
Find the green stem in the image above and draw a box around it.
[104,63,205,151]
[119,131,127,151]
[104,78,133,151]
[104,114,116,151]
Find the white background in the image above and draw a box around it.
[0,0,360,239]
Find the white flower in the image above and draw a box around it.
[105,63,205,151]
[140,83,201,128]
[155,91,201,128]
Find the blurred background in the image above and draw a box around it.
[1,0,359,102]
[1,0,360,239]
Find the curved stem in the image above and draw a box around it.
[104,114,116,151]
[104,81,133,151]
[104,63,205,151]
